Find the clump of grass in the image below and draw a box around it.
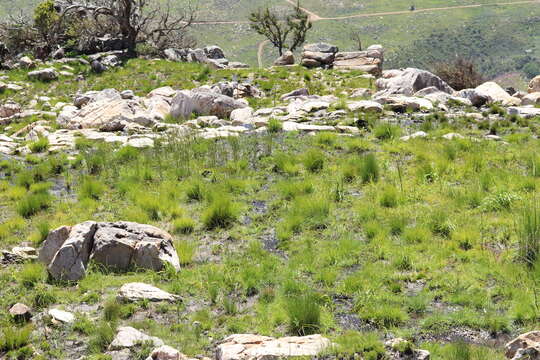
[332,331,385,359]
[173,217,195,234]
[285,293,321,335]
[277,180,314,200]
[202,195,238,229]
[428,209,455,238]
[314,132,338,147]
[0,326,32,351]
[88,321,115,353]
[518,201,540,265]
[379,186,399,208]
[267,118,282,133]
[185,180,205,202]
[289,195,330,231]
[28,137,49,153]
[359,304,408,328]
[16,192,51,218]
[303,149,325,173]
[78,177,106,200]
[103,297,122,322]
[402,226,430,244]
[18,263,45,288]
[272,152,300,176]
[175,240,197,266]
[481,191,520,212]
[360,153,380,183]
[373,123,401,140]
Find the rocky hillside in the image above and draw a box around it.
[1,0,539,78]
[1,40,540,360]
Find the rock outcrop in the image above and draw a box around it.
[28,68,59,81]
[39,221,180,281]
[274,51,295,66]
[334,45,384,75]
[170,89,247,120]
[506,331,540,359]
[301,43,338,69]
[216,334,331,360]
[475,82,521,106]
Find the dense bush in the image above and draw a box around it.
[433,57,485,90]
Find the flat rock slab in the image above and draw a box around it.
[216,334,331,360]
[118,282,179,302]
[110,326,164,350]
[48,309,75,323]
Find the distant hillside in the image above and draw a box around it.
[2,0,539,78]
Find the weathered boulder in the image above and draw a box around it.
[529,76,540,94]
[19,56,35,69]
[39,221,180,281]
[110,327,164,350]
[230,107,254,125]
[118,283,179,302]
[506,331,540,360]
[415,87,472,106]
[522,92,540,105]
[164,48,187,62]
[475,82,521,106]
[281,88,309,101]
[216,334,331,360]
[91,222,180,272]
[334,46,384,75]
[43,221,97,281]
[0,101,21,118]
[375,94,433,112]
[170,89,247,119]
[145,345,197,360]
[375,68,453,97]
[456,88,491,107]
[48,308,75,323]
[304,43,338,53]
[28,68,58,81]
[204,45,225,59]
[9,303,32,322]
[274,51,295,66]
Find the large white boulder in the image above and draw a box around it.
[39,221,180,281]
[375,68,453,97]
[216,334,331,360]
[118,283,179,302]
[110,327,164,350]
[170,89,247,120]
[475,82,521,106]
[529,76,540,94]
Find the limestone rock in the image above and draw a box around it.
[274,51,295,66]
[0,102,21,118]
[506,331,540,360]
[110,327,164,350]
[118,282,179,302]
[529,76,540,94]
[48,309,75,323]
[375,68,453,97]
[475,82,521,106]
[216,334,331,360]
[28,68,58,81]
[230,107,254,125]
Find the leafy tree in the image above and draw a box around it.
[249,1,312,56]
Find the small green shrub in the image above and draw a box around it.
[175,240,197,265]
[373,123,401,140]
[267,118,282,133]
[88,321,115,353]
[277,180,314,200]
[185,180,205,202]
[18,263,45,288]
[379,186,399,208]
[518,201,540,265]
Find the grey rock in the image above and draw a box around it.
[28,68,58,81]
[375,68,454,97]
[110,327,164,350]
[274,51,295,66]
[303,42,338,53]
[204,45,225,59]
[117,282,180,302]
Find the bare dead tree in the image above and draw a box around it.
[350,31,362,51]
[60,0,197,56]
[249,1,312,56]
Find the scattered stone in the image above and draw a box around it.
[9,303,32,322]
[274,51,295,66]
[51,47,65,59]
[216,334,331,360]
[351,88,372,98]
[118,283,180,302]
[442,133,464,140]
[505,331,540,360]
[28,68,58,81]
[0,101,21,118]
[91,60,107,73]
[375,94,433,112]
[19,56,35,69]
[110,327,164,350]
[145,345,197,360]
[11,246,37,260]
[400,131,428,141]
[48,308,75,323]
